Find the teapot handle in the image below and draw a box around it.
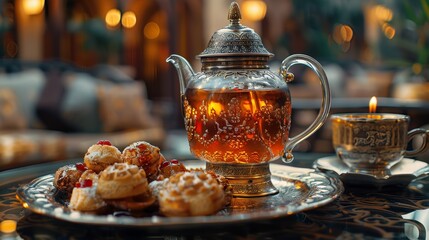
[279,54,331,163]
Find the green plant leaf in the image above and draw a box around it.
[418,46,428,65]
[402,1,418,23]
[421,0,429,20]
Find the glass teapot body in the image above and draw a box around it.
[183,69,291,164]
[167,1,331,166]
[167,1,331,197]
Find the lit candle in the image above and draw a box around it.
[368,96,381,119]
[369,96,377,113]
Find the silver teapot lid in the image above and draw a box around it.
[198,2,273,58]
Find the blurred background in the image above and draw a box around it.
[0,0,428,169]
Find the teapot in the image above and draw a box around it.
[167,2,331,197]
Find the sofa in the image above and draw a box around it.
[0,61,166,170]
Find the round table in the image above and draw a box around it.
[1,156,429,239]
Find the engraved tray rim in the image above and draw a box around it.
[16,161,343,228]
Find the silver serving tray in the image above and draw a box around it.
[16,161,343,227]
[314,156,429,187]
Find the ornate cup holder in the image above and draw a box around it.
[206,162,278,197]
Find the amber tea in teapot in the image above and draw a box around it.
[183,87,291,164]
[167,2,331,196]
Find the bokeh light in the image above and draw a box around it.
[412,63,422,75]
[375,5,393,22]
[384,25,395,39]
[122,11,137,29]
[105,9,121,28]
[241,0,267,21]
[0,220,17,234]
[22,0,45,15]
[144,22,160,39]
[333,24,353,44]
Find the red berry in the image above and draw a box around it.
[82,179,93,188]
[170,159,179,165]
[75,162,87,171]
[160,161,170,169]
[75,179,93,188]
[97,140,112,146]
[137,144,147,151]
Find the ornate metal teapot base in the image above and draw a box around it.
[206,162,279,197]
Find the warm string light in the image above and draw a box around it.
[373,4,395,39]
[332,24,353,52]
[144,22,160,39]
[122,11,137,29]
[105,9,137,29]
[105,9,121,27]
[23,0,45,15]
[241,0,267,21]
[369,96,377,113]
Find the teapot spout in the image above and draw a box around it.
[166,54,195,96]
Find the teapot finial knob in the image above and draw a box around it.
[228,2,241,25]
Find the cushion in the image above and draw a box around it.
[0,89,26,129]
[97,81,158,132]
[0,69,46,128]
[61,73,103,133]
[91,64,135,83]
[36,69,70,131]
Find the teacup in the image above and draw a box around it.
[331,113,429,175]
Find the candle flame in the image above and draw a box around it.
[369,96,377,113]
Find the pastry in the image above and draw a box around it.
[84,140,122,173]
[69,170,106,212]
[77,169,99,184]
[53,140,232,216]
[97,163,149,199]
[122,141,165,182]
[158,159,187,179]
[53,162,87,195]
[148,178,168,204]
[205,170,233,206]
[186,168,233,206]
[105,194,156,211]
[158,171,226,217]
